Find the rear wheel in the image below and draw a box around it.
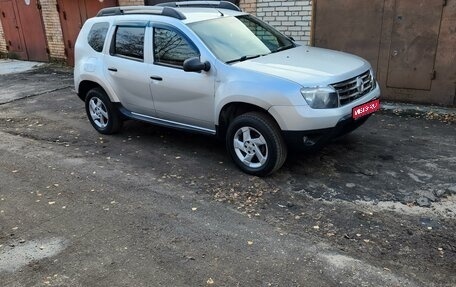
[226,112,287,176]
[85,88,122,134]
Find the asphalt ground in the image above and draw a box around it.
[0,64,455,286]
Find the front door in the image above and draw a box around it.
[150,25,215,130]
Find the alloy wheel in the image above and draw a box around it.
[233,126,269,168]
[88,97,109,129]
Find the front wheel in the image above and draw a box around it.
[226,112,287,176]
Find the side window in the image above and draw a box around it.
[112,26,145,61]
[88,22,109,52]
[153,27,199,67]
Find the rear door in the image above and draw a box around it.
[104,24,156,115]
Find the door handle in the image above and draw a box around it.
[150,76,163,81]
[108,68,118,72]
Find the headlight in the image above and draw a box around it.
[301,86,338,109]
[370,70,377,90]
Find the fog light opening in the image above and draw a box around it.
[302,136,316,147]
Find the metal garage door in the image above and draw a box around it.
[0,0,48,62]
[386,0,444,90]
[313,0,454,105]
[57,0,118,66]
[313,0,384,74]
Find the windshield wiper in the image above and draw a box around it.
[226,54,263,64]
[272,44,295,53]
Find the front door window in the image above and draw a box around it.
[153,27,199,68]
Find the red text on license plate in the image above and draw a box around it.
[352,99,380,120]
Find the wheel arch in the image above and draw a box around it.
[77,79,119,103]
[217,102,280,138]
[77,81,102,101]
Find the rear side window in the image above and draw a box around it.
[88,22,109,52]
[112,26,145,60]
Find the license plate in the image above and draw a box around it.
[352,99,380,120]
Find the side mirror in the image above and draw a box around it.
[183,57,211,72]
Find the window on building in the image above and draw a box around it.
[88,22,109,52]
[112,26,145,60]
[153,27,199,67]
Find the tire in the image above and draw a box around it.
[226,112,287,176]
[85,88,122,134]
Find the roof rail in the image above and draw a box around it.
[155,1,242,12]
[96,6,186,20]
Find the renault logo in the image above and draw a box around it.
[356,77,364,94]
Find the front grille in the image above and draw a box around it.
[331,70,375,106]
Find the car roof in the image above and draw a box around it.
[178,7,246,23]
[95,5,246,24]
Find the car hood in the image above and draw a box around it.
[232,46,371,86]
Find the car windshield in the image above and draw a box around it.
[188,15,295,63]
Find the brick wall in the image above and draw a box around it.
[118,0,144,5]
[0,20,7,55]
[40,0,66,60]
[239,0,257,14]
[246,0,313,45]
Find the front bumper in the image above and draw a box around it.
[269,84,380,150]
[282,114,371,150]
[268,84,380,131]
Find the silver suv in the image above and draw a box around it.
[74,1,381,176]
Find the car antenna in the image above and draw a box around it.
[204,0,224,16]
[215,8,224,16]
